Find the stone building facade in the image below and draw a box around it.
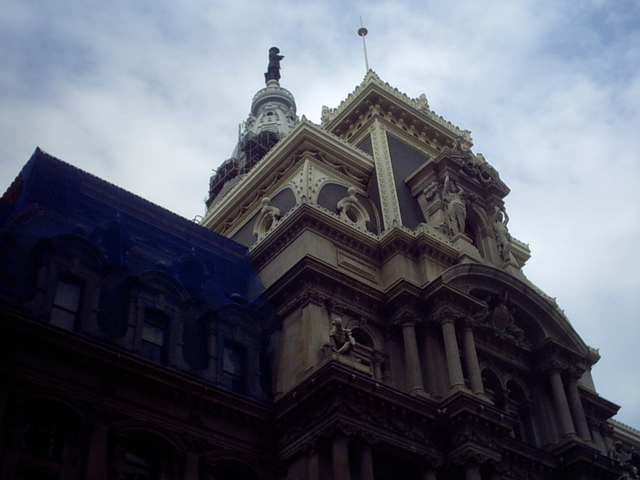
[1,52,639,480]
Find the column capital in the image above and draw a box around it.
[538,358,568,375]
[429,303,467,325]
[391,307,421,328]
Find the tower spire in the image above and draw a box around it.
[357,17,370,72]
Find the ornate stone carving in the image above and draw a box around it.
[337,187,370,229]
[253,197,280,239]
[330,317,356,355]
[491,206,513,262]
[443,173,466,236]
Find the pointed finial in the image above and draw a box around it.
[357,17,370,72]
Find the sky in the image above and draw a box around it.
[1,1,640,429]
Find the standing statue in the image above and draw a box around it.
[443,173,466,236]
[265,47,284,83]
[330,317,356,355]
[491,205,512,262]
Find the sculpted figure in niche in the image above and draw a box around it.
[330,317,356,355]
[492,205,512,262]
[443,173,466,236]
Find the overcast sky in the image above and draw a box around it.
[1,1,639,429]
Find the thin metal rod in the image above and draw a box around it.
[358,16,370,72]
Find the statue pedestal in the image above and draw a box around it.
[451,233,483,263]
[319,347,372,376]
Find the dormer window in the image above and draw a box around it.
[50,276,83,331]
[141,308,169,365]
[222,341,247,393]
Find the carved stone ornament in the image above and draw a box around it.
[253,197,280,239]
[491,205,513,263]
[443,173,466,236]
[329,317,356,355]
[337,187,370,228]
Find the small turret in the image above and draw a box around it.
[206,47,299,209]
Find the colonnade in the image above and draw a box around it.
[395,305,592,445]
[396,309,484,398]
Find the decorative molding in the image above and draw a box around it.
[370,120,402,229]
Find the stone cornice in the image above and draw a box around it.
[321,70,471,143]
[249,203,460,274]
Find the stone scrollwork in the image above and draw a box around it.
[253,197,280,239]
[337,187,370,228]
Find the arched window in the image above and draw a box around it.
[11,397,88,480]
[481,368,505,409]
[506,379,535,445]
[119,431,177,480]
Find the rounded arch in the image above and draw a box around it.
[505,376,531,401]
[113,419,187,453]
[441,264,588,352]
[138,270,191,303]
[351,327,374,348]
[51,233,109,270]
[202,449,269,479]
[12,392,90,462]
[270,186,297,216]
[17,390,91,424]
[462,202,492,260]
[217,303,263,333]
[348,323,383,351]
[173,252,207,293]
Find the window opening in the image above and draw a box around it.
[122,452,151,480]
[222,342,247,393]
[141,309,169,364]
[50,277,82,330]
[22,417,66,460]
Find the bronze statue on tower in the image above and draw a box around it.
[265,46,284,83]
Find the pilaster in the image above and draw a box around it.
[369,119,402,230]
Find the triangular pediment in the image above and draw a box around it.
[321,70,472,150]
[201,118,375,234]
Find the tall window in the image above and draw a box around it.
[222,342,246,393]
[22,417,66,460]
[141,309,169,365]
[50,277,83,330]
[122,452,151,480]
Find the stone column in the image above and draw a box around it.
[84,420,109,480]
[398,315,425,394]
[308,445,320,480]
[548,370,576,437]
[465,463,482,480]
[565,373,591,442]
[183,451,200,480]
[359,443,375,480]
[441,317,465,391]
[332,435,351,480]
[462,324,484,395]
[372,355,383,382]
[422,467,437,480]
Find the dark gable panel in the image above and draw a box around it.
[386,133,429,230]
